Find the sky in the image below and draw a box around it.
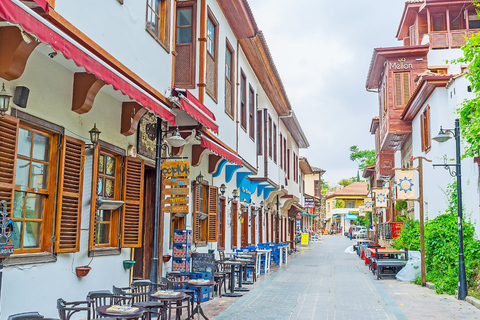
[248,0,407,186]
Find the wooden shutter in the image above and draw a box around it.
[193,185,201,243]
[251,208,255,245]
[395,73,402,106]
[55,136,85,253]
[403,72,410,104]
[232,202,237,247]
[0,115,19,217]
[207,186,218,242]
[174,3,196,88]
[121,157,144,247]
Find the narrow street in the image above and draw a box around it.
[212,236,480,320]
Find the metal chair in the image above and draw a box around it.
[113,282,164,320]
[86,290,117,319]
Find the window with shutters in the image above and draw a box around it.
[206,8,218,101]
[273,124,277,163]
[394,72,411,108]
[287,149,290,180]
[174,1,196,88]
[231,201,238,248]
[193,184,214,244]
[420,106,431,153]
[257,110,262,155]
[11,124,57,253]
[249,86,255,140]
[207,185,218,242]
[146,0,170,50]
[268,115,272,159]
[225,40,235,119]
[283,138,287,173]
[240,71,247,131]
[280,133,283,169]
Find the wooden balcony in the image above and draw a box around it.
[431,30,480,49]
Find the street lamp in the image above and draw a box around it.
[432,118,467,300]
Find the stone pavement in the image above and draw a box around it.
[204,235,480,320]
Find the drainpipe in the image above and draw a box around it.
[150,117,163,284]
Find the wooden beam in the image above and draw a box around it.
[208,154,222,174]
[0,27,39,80]
[71,72,105,114]
[192,144,207,167]
[121,102,147,136]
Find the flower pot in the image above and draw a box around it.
[75,266,91,278]
[162,255,172,263]
[123,260,135,269]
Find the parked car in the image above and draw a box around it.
[353,227,367,239]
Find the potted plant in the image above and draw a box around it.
[162,254,172,263]
[75,266,91,278]
[123,260,135,269]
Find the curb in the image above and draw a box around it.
[423,282,480,310]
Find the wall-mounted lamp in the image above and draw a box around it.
[228,189,239,203]
[0,83,12,119]
[191,172,204,188]
[267,203,271,211]
[259,201,264,210]
[220,184,226,196]
[86,123,101,148]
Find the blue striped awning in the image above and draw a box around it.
[346,214,358,220]
[332,214,339,219]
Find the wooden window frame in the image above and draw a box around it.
[12,123,58,254]
[273,124,277,163]
[314,180,320,197]
[225,39,235,119]
[146,0,171,51]
[174,1,196,89]
[207,185,218,242]
[89,145,123,250]
[251,206,255,245]
[249,86,255,141]
[283,138,287,173]
[240,70,247,131]
[206,7,219,102]
[257,110,262,155]
[193,183,208,245]
[420,105,431,153]
[268,115,272,159]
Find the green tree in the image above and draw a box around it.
[450,1,480,157]
[338,178,353,187]
[349,145,375,171]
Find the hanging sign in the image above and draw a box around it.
[359,206,365,216]
[163,205,189,213]
[163,178,190,186]
[375,190,388,208]
[396,170,415,200]
[162,161,190,177]
[364,198,373,212]
[163,197,189,205]
[304,197,315,208]
[163,188,189,196]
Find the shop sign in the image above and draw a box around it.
[163,188,189,196]
[304,197,314,208]
[163,197,189,205]
[162,161,190,177]
[163,178,190,186]
[301,233,309,245]
[389,58,413,70]
[163,205,189,213]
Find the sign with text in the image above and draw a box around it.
[162,161,190,177]
[304,197,315,208]
[163,188,189,196]
[301,233,309,246]
[163,178,190,186]
[163,205,189,213]
[163,197,189,205]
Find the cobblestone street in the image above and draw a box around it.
[208,235,480,320]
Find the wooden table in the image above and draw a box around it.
[96,305,145,319]
[150,291,187,320]
[355,239,372,244]
[217,260,245,297]
[185,280,216,320]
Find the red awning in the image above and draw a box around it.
[0,0,176,125]
[200,136,241,165]
[174,90,218,134]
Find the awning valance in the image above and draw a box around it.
[0,0,176,125]
[174,89,218,134]
[200,136,241,165]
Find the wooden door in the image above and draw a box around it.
[133,166,157,280]
[258,209,263,243]
[251,206,255,245]
[218,197,226,249]
[241,206,248,247]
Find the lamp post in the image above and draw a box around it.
[432,118,467,300]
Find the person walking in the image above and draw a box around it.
[349,226,353,240]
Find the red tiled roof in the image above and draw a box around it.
[326,182,369,199]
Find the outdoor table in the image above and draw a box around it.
[217,260,245,297]
[278,245,288,266]
[150,290,187,320]
[185,279,216,320]
[96,305,145,320]
[236,254,253,259]
[355,239,371,244]
[234,258,254,285]
[256,249,271,274]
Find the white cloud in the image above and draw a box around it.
[248,0,406,183]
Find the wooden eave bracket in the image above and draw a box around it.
[121,102,147,136]
[0,27,39,80]
[192,144,207,167]
[208,154,222,174]
[72,72,105,114]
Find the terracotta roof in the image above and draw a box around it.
[299,157,314,175]
[326,182,369,199]
[311,166,326,174]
